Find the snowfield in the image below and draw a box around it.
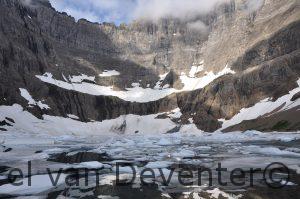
[35,66,235,102]
[1,103,300,144]
[0,104,177,136]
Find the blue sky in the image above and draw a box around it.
[50,0,137,25]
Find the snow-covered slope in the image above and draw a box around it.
[219,79,300,130]
[35,66,235,103]
[0,104,181,135]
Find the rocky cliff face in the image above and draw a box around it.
[0,0,299,132]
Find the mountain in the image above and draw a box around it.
[0,0,299,133]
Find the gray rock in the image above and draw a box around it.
[0,0,299,132]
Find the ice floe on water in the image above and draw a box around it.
[240,146,300,157]
[172,149,195,158]
[145,161,173,169]
[0,174,66,195]
[98,195,120,199]
[1,94,300,198]
[71,161,104,169]
[206,188,242,199]
[1,126,300,198]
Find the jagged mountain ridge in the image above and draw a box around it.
[0,0,299,132]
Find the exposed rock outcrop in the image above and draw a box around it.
[0,0,299,132]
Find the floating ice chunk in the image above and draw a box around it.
[0,174,66,195]
[98,174,135,185]
[195,146,212,151]
[145,161,173,169]
[98,174,116,185]
[21,152,49,161]
[172,149,195,158]
[112,165,138,174]
[243,146,300,157]
[110,139,135,147]
[192,192,203,199]
[281,180,297,186]
[285,148,300,153]
[157,137,180,146]
[43,148,65,154]
[98,196,120,199]
[161,193,172,198]
[73,161,104,169]
[206,188,240,199]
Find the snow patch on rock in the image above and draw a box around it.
[19,88,50,110]
[180,65,235,91]
[220,78,300,130]
[69,74,95,83]
[99,70,120,77]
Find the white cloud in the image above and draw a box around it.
[49,0,265,24]
[49,0,230,23]
[187,20,209,33]
[64,7,99,22]
[132,0,230,21]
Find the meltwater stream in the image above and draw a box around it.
[1,131,300,199]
